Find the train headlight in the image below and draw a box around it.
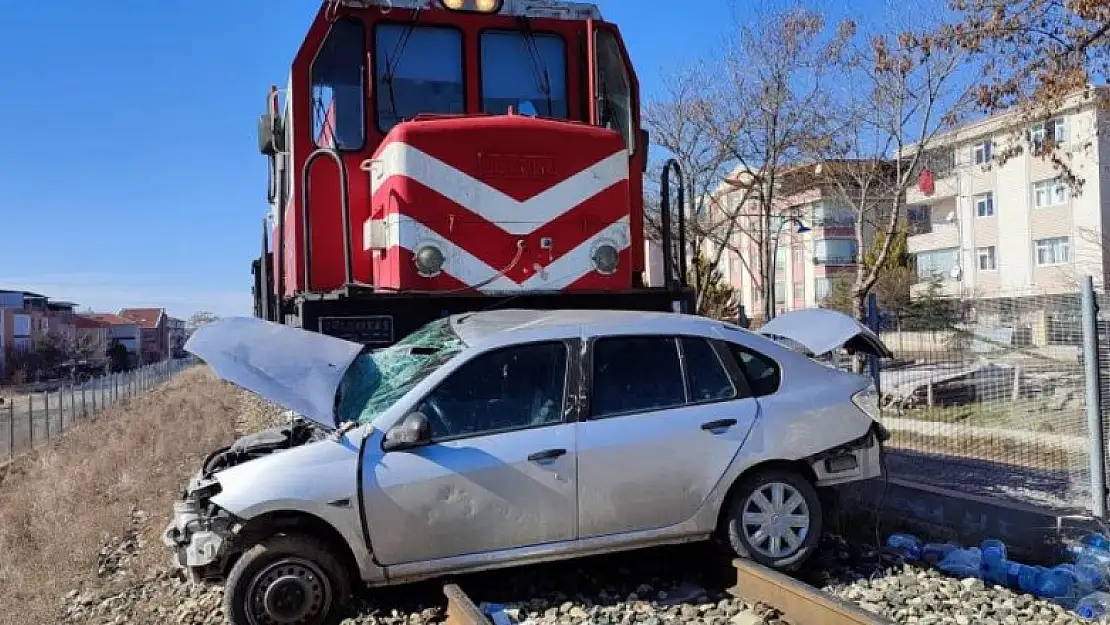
[439,0,502,12]
[592,244,619,275]
[414,245,446,277]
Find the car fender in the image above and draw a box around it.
[208,432,384,583]
[689,377,877,530]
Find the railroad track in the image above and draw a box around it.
[441,554,896,625]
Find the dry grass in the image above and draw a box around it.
[0,367,245,625]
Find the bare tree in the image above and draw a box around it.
[809,17,976,321]
[186,311,220,337]
[642,67,735,303]
[697,5,850,321]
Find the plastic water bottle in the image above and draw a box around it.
[1036,565,1079,606]
[921,542,958,566]
[980,539,1007,584]
[1076,591,1110,620]
[1084,533,1110,551]
[1072,558,1108,594]
[886,533,922,562]
[938,548,983,578]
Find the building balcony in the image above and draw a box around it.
[907,221,959,253]
[812,255,858,266]
[906,174,958,204]
[910,278,963,298]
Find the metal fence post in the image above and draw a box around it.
[7,400,13,459]
[1082,275,1107,519]
[866,293,882,396]
[28,394,34,448]
[44,392,51,441]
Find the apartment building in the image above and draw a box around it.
[905,87,1110,340]
[0,290,78,375]
[702,163,885,323]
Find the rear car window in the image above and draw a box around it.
[729,345,781,397]
[591,336,685,417]
[680,337,736,403]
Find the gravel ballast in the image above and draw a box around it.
[57,532,1110,625]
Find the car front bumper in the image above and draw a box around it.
[162,483,240,583]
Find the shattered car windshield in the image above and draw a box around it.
[337,319,465,424]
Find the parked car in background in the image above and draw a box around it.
[165,308,891,625]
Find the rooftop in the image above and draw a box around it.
[119,308,165,329]
[82,313,137,327]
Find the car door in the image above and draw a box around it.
[576,333,760,539]
[363,338,580,566]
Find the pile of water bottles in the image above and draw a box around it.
[886,531,1110,620]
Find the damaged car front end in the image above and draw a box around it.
[162,419,323,581]
[162,316,368,584]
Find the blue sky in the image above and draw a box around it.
[0,0,890,319]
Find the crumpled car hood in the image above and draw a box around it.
[185,317,365,429]
[758,308,892,359]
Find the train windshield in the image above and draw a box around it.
[375,24,465,131]
[480,30,568,118]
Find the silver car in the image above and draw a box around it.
[164,308,890,625]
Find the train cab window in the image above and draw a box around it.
[594,29,634,153]
[375,24,465,132]
[480,30,568,119]
[311,18,367,150]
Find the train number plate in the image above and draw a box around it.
[318,315,394,346]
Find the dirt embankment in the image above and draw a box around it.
[0,367,283,625]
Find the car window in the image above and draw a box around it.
[417,341,568,440]
[591,336,686,418]
[680,337,737,403]
[729,344,781,396]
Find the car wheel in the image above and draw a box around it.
[722,468,822,572]
[223,534,351,625]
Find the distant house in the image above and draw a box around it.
[82,313,141,366]
[74,315,110,366]
[0,289,80,377]
[119,308,168,364]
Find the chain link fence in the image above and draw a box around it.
[0,358,196,461]
[868,285,1099,512]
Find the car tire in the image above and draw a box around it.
[223,533,351,625]
[722,468,822,572]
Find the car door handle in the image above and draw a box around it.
[701,418,738,431]
[528,448,567,462]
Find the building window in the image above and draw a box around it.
[915,247,959,280]
[977,246,997,271]
[972,140,992,165]
[1033,179,1068,208]
[1030,117,1066,147]
[814,278,833,301]
[774,281,787,305]
[813,238,858,265]
[791,246,804,263]
[1034,237,1070,266]
[974,192,994,217]
[810,200,854,227]
[793,280,804,297]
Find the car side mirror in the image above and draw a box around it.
[382,411,432,452]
